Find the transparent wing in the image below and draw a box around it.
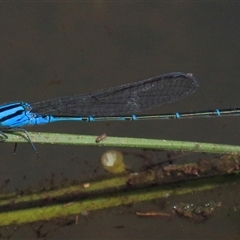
[31,72,198,117]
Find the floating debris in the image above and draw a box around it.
[101,150,126,174]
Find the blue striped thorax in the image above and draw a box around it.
[0,102,33,128]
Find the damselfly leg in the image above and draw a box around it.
[0,129,39,157]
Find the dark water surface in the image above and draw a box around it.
[0,2,240,239]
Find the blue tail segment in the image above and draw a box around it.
[1,72,240,131]
[1,72,240,132]
[2,71,240,155]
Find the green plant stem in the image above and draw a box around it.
[0,173,239,227]
[4,131,240,154]
[0,154,238,226]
